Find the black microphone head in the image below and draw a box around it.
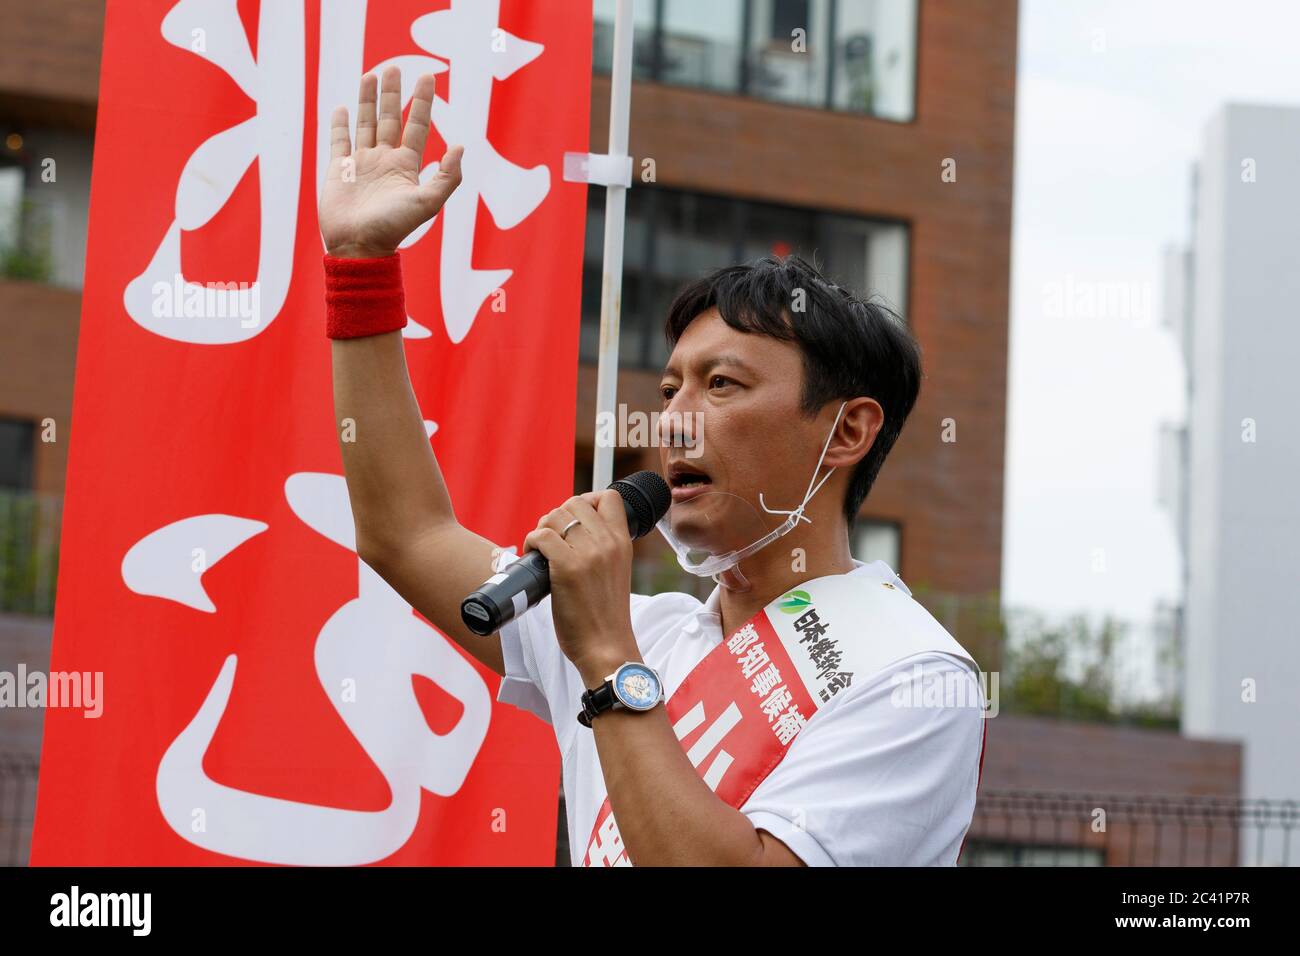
[610,470,672,539]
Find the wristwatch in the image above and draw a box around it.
[578,662,665,727]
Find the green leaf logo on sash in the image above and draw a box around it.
[777,589,812,614]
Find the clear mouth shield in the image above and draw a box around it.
[656,490,774,583]
[655,401,847,590]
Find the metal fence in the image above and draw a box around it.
[6,753,1297,866]
[963,789,1300,867]
[0,752,38,866]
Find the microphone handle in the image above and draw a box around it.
[460,549,551,636]
[460,478,664,637]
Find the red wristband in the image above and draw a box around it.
[323,252,408,339]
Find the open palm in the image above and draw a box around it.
[319,67,463,260]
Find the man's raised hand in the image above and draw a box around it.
[319,66,463,260]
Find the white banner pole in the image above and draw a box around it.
[591,0,635,492]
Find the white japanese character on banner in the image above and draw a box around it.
[773,706,807,745]
[317,0,550,343]
[672,698,743,792]
[759,685,794,724]
[750,663,783,698]
[124,0,548,346]
[124,0,304,343]
[122,472,492,865]
[726,622,760,654]
[736,643,770,679]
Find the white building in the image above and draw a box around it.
[1163,104,1300,860]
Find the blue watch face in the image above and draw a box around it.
[614,663,661,711]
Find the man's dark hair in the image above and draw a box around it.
[664,254,922,529]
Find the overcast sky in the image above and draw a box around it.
[1003,0,1300,625]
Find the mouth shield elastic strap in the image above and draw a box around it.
[655,400,848,581]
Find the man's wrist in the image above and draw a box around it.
[326,242,397,260]
[576,640,641,688]
[323,252,407,339]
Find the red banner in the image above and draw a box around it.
[30,0,590,865]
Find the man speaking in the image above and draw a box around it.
[320,68,986,867]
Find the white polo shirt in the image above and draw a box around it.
[496,558,986,866]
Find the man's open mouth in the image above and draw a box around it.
[667,462,714,502]
[668,462,713,489]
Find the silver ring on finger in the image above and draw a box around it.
[560,518,582,539]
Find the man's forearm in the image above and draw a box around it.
[578,649,785,867]
[331,329,457,560]
[320,66,465,566]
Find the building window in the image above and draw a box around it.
[592,0,656,82]
[829,0,917,120]
[581,185,909,370]
[851,518,900,570]
[660,0,747,93]
[0,418,36,490]
[0,135,57,283]
[593,0,918,122]
[747,0,831,109]
[0,161,22,251]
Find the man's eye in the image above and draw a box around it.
[709,375,732,389]
[660,385,677,401]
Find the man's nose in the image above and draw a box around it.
[658,400,703,451]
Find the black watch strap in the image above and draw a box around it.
[577,680,617,727]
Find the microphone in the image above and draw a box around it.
[460,470,672,636]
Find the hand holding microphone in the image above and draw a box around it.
[460,471,671,637]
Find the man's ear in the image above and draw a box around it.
[821,398,884,470]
